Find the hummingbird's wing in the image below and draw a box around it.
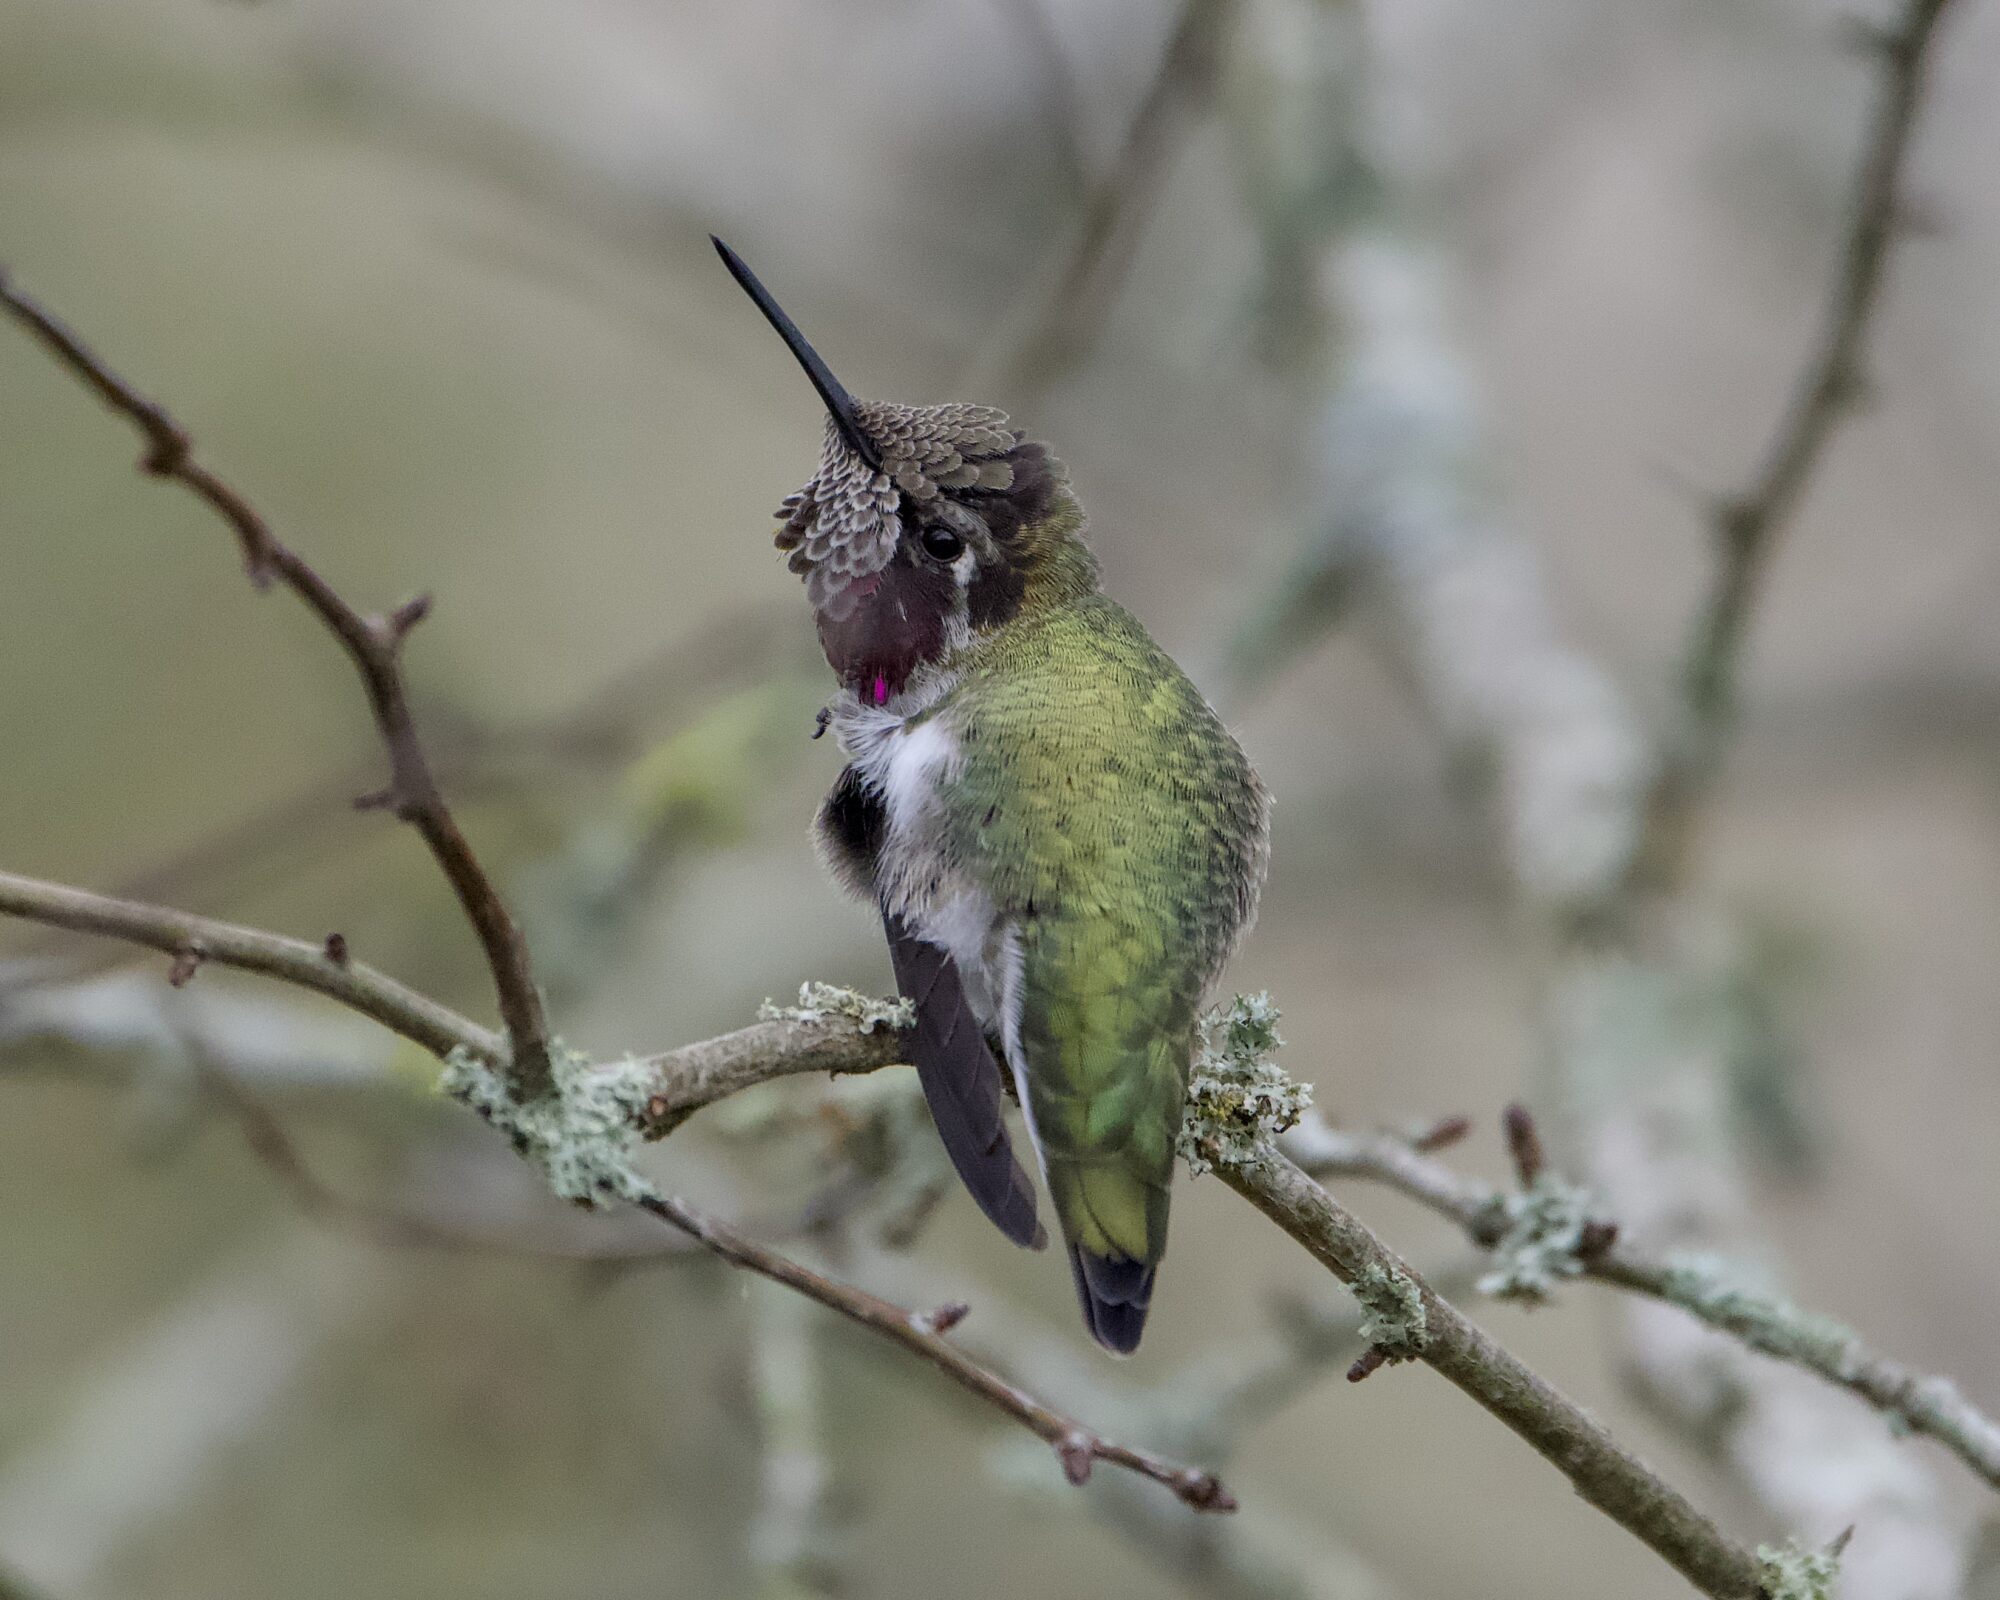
[882,910,1047,1251]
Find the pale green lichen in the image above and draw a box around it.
[1352,1261,1429,1359]
[1756,1538,1842,1600]
[439,1044,657,1206]
[1658,1253,1864,1379]
[1177,993,1310,1177]
[1477,1175,1596,1305]
[758,982,914,1033]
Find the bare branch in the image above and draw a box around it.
[627,1190,1236,1511]
[0,272,556,1099]
[1213,1143,1765,1599]
[1645,0,1966,877]
[989,0,1092,197]
[0,869,500,1065]
[991,0,1236,397]
[1285,1113,2000,1495]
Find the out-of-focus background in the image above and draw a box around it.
[3,2,1997,1597]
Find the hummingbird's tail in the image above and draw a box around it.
[1009,921,1191,1355]
[1041,1148,1171,1353]
[1066,1244,1157,1355]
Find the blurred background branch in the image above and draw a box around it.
[1641,0,1966,887]
[986,0,1239,399]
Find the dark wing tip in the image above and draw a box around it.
[1068,1246,1157,1355]
[986,1169,1048,1251]
[882,912,1044,1251]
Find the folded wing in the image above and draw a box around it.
[882,910,1046,1250]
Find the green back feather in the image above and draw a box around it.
[933,584,1266,1266]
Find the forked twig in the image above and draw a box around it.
[0,277,1234,1513]
[0,272,556,1099]
[1644,0,1966,877]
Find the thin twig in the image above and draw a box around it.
[0,869,500,1064]
[993,0,1236,396]
[0,272,556,1100]
[990,0,1092,196]
[1285,1112,2000,1493]
[1645,0,1965,878]
[628,1189,1235,1511]
[1214,1143,1765,1599]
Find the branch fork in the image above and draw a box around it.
[0,273,1231,1516]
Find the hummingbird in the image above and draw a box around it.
[715,238,1269,1352]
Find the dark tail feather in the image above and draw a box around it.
[883,911,1046,1250]
[1068,1246,1157,1354]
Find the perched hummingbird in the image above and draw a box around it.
[716,238,1269,1352]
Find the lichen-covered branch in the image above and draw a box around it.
[1210,1142,1765,1598]
[1176,1010,1762,1594]
[1601,1256,2000,1497]
[635,986,913,1136]
[0,866,919,1148]
[1285,1111,2000,1493]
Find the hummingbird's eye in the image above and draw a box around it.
[919,525,965,563]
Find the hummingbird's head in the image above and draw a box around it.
[716,238,1092,706]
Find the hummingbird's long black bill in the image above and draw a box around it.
[712,236,881,472]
